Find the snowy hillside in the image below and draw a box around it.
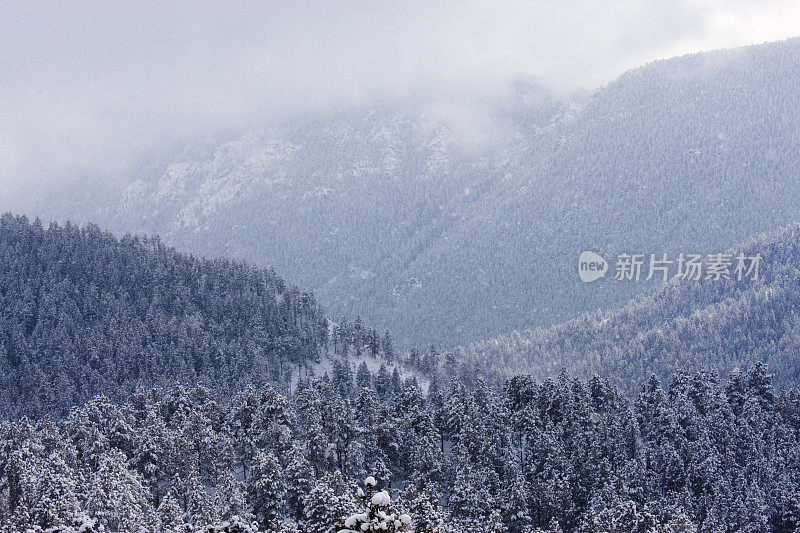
[466,223,800,395]
[7,39,800,352]
[0,214,424,419]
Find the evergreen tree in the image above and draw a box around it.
[356,361,373,391]
[248,451,285,527]
[402,484,446,533]
[86,450,155,532]
[341,476,412,532]
[282,447,315,521]
[302,471,357,533]
[391,368,402,397]
[381,333,395,362]
[375,364,392,399]
[333,358,355,399]
[214,470,252,524]
[157,491,184,532]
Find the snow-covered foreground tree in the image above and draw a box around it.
[339,476,412,532]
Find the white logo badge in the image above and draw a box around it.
[578,251,608,283]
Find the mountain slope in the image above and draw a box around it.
[422,37,800,346]
[8,38,800,349]
[0,214,411,418]
[2,86,561,349]
[465,224,800,395]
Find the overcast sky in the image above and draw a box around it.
[2,0,800,188]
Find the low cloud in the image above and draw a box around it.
[1,0,798,188]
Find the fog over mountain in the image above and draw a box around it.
[7,37,800,350]
[3,0,800,186]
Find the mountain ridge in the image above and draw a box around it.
[0,214,413,419]
[6,37,800,350]
[465,223,800,395]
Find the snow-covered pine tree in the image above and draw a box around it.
[504,471,533,532]
[157,491,184,532]
[339,476,412,533]
[390,368,402,397]
[381,332,395,362]
[577,499,657,533]
[356,361,373,391]
[248,451,285,528]
[282,446,315,521]
[85,449,155,531]
[303,471,358,533]
[402,484,446,533]
[214,470,253,524]
[203,514,262,533]
[4,439,86,531]
[375,364,392,399]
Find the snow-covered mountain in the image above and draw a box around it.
[10,38,800,350]
[465,223,800,395]
[0,215,424,419]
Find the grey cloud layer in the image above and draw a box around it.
[1,0,798,186]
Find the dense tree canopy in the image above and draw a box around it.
[1,365,798,532]
[0,214,328,418]
[468,224,800,395]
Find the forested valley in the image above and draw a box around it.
[2,215,800,531]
